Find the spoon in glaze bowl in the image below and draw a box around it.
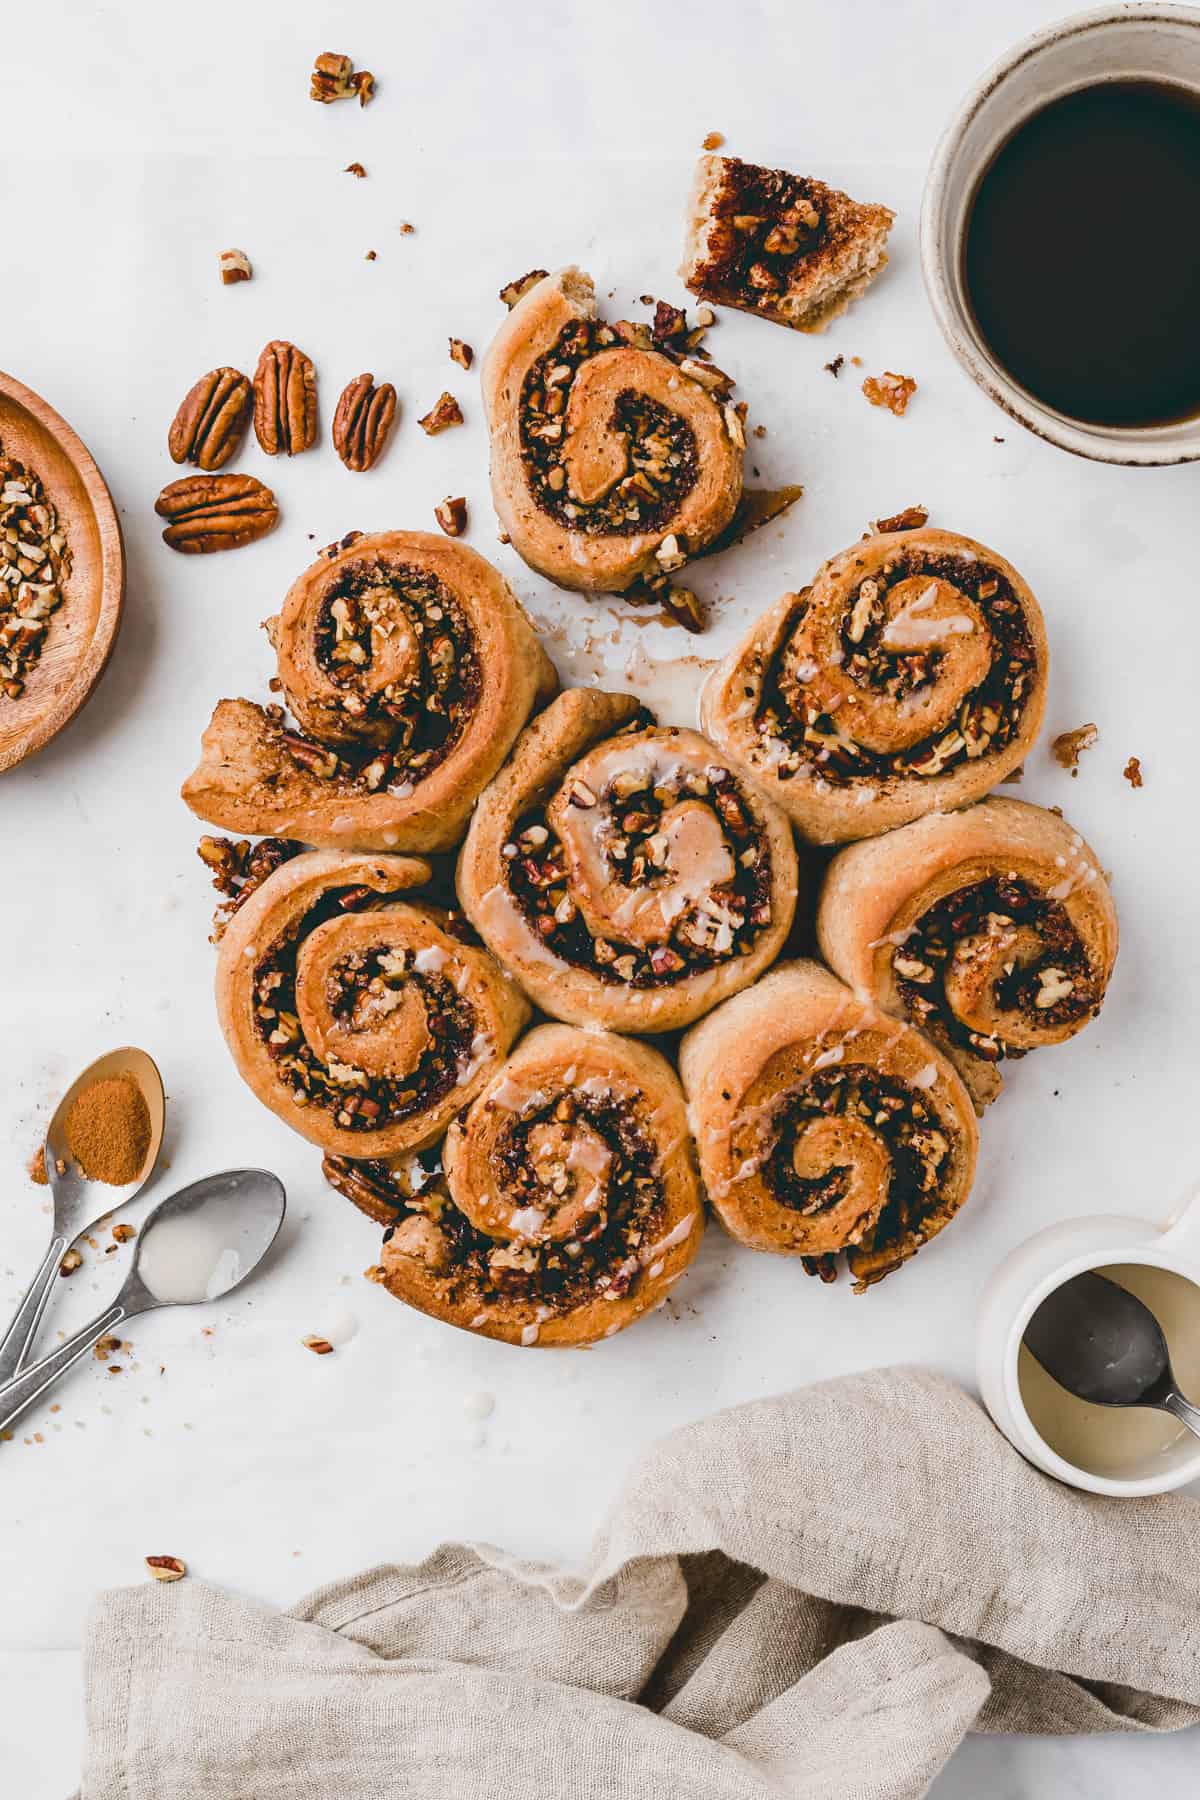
[0,1048,166,1384]
[1024,1270,1200,1441]
[0,1168,286,1434]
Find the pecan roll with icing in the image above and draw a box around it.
[183,532,556,853]
[326,1024,703,1346]
[701,527,1048,843]
[817,798,1118,1112]
[680,960,978,1290]
[215,850,529,1155]
[456,688,799,1033]
[482,267,744,596]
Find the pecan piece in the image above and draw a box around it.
[418,392,464,435]
[332,373,397,471]
[435,496,468,537]
[218,248,252,286]
[168,366,253,470]
[145,1555,186,1583]
[448,337,474,369]
[310,52,374,105]
[253,340,318,457]
[155,474,279,554]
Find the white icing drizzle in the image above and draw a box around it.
[910,1063,939,1090]
[508,1206,547,1238]
[413,944,449,974]
[520,1323,540,1346]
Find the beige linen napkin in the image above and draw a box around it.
[76,1368,1200,1799]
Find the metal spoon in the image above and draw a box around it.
[0,1168,285,1434]
[1024,1270,1200,1440]
[0,1048,166,1384]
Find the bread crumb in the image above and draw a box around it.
[702,130,725,149]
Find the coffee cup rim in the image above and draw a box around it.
[920,4,1200,466]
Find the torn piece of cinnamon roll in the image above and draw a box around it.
[456,688,799,1034]
[328,1024,703,1346]
[679,960,978,1290]
[816,797,1118,1111]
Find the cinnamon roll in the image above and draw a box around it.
[817,798,1118,1111]
[482,266,744,598]
[679,960,978,1290]
[456,687,799,1033]
[701,527,1048,842]
[214,850,529,1155]
[327,1024,703,1347]
[182,531,556,853]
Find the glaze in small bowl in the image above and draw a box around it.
[921,5,1200,465]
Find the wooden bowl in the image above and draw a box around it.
[0,371,124,773]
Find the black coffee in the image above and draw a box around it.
[964,79,1200,428]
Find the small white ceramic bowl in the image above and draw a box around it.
[977,1186,1200,1495]
[921,4,1200,464]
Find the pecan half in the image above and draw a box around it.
[155,474,279,554]
[168,367,253,470]
[253,340,318,457]
[332,373,397,471]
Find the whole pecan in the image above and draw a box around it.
[332,373,397,471]
[155,473,279,554]
[253,340,318,456]
[168,366,253,470]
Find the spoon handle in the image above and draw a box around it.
[0,1235,68,1385]
[1163,1390,1200,1442]
[0,1300,129,1434]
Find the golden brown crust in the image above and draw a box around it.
[456,688,800,1034]
[681,155,894,333]
[817,798,1118,1109]
[367,1024,703,1347]
[701,528,1048,843]
[215,850,530,1156]
[182,532,557,853]
[481,266,744,594]
[679,960,978,1289]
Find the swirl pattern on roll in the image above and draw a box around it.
[183,531,556,853]
[215,850,529,1155]
[456,687,799,1033]
[482,267,744,594]
[325,1024,703,1346]
[817,798,1118,1111]
[701,527,1048,842]
[680,960,978,1290]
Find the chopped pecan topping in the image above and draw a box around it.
[1123,756,1143,789]
[1051,723,1099,776]
[434,496,468,537]
[0,444,71,699]
[332,373,397,471]
[419,392,464,435]
[871,504,929,535]
[218,248,252,286]
[862,371,917,416]
[310,51,374,105]
[448,337,474,369]
[168,367,253,471]
[198,835,302,941]
[345,162,367,177]
[253,340,318,456]
[155,473,279,554]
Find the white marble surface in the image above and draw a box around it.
[1,1,1197,1793]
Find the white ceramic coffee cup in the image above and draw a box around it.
[921,4,1200,465]
[977,1185,1200,1495]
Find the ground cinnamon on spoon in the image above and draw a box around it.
[64,1074,151,1186]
